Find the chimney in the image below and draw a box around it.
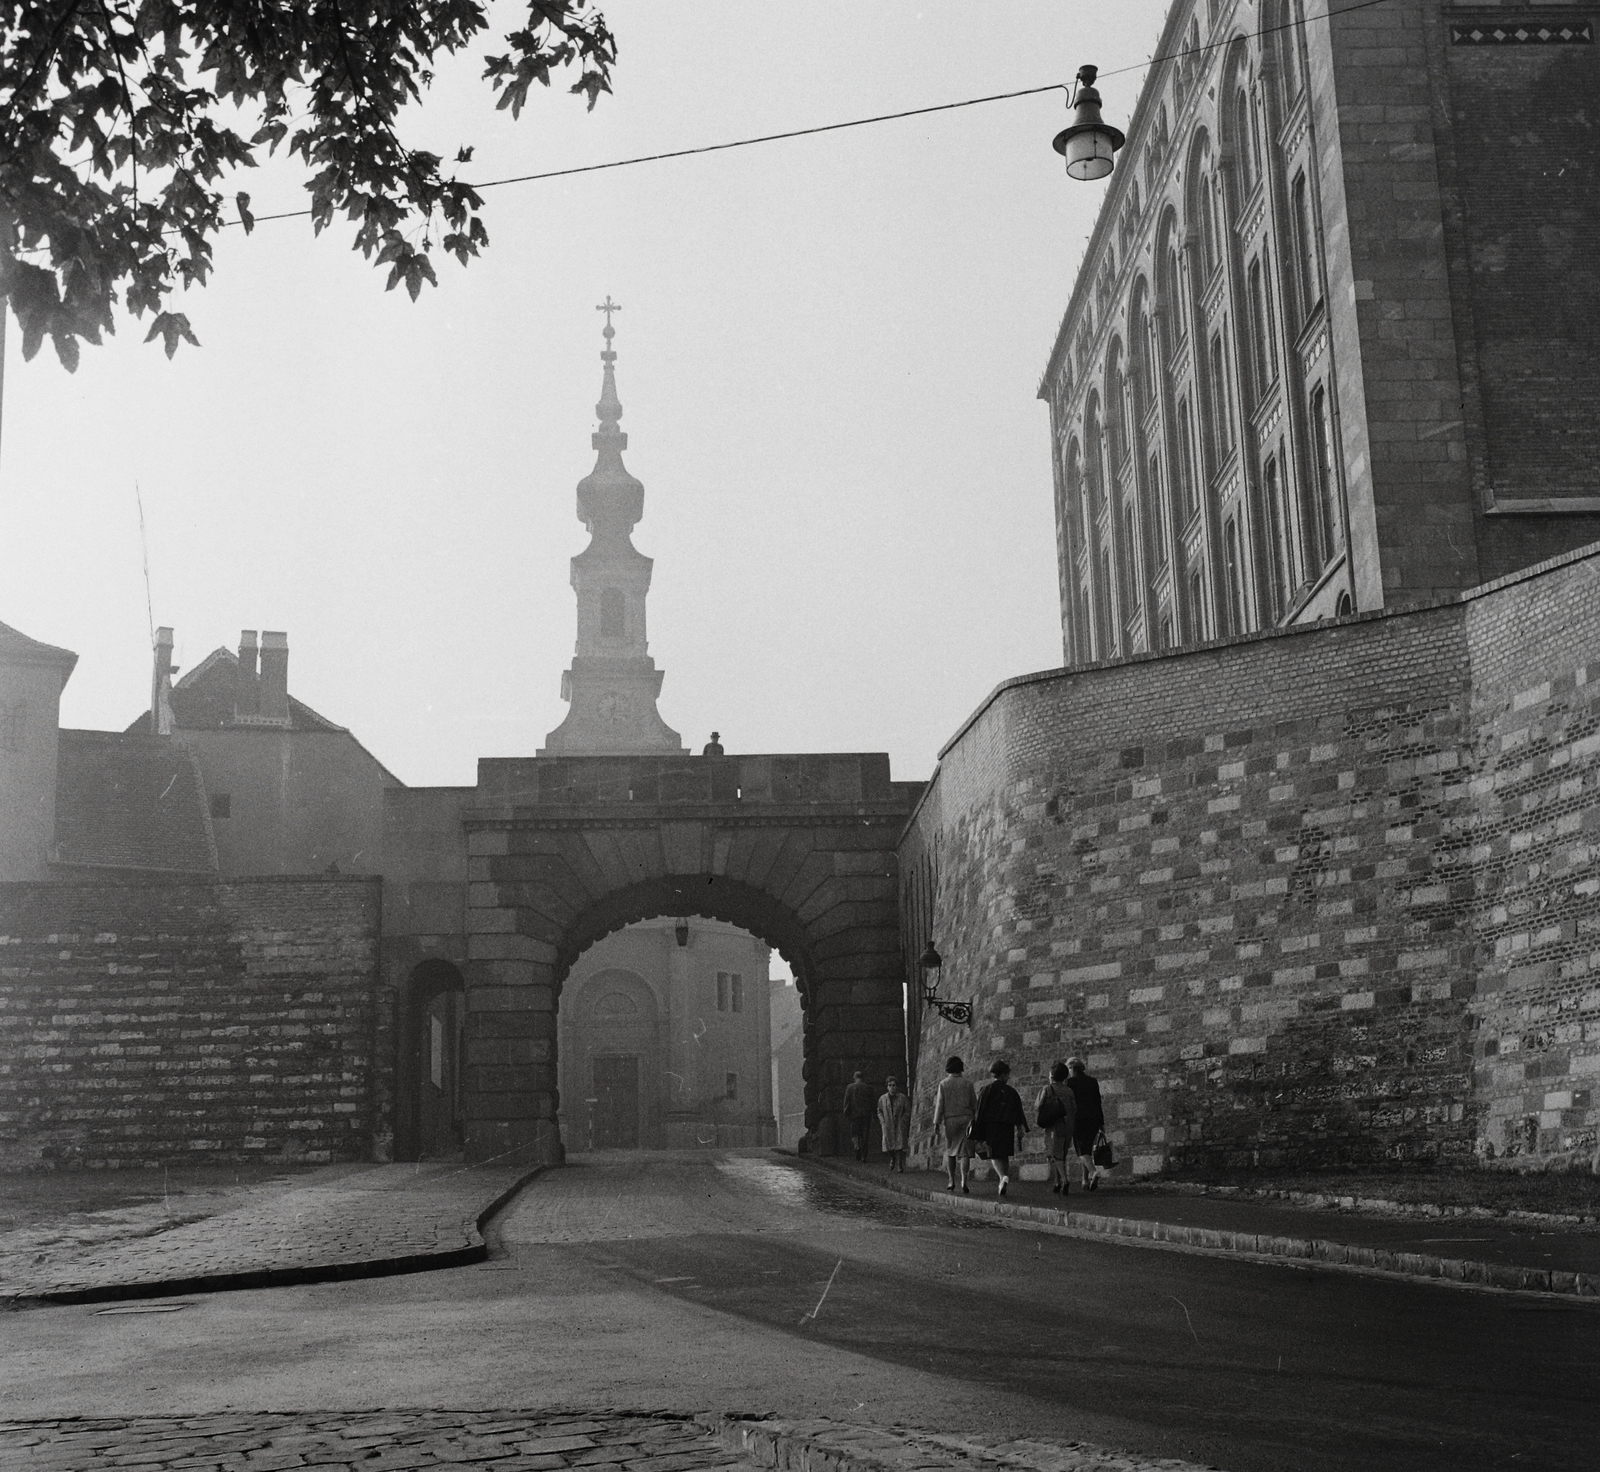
[235,630,259,720]
[259,631,289,722]
[150,626,175,735]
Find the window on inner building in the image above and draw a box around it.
[717,971,744,1013]
[600,587,625,638]
[1159,613,1174,649]
[1189,568,1208,641]
[1,701,26,752]
[725,1072,739,1101]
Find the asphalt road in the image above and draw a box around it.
[4,1150,1596,1472]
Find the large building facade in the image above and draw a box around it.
[1041,0,1600,664]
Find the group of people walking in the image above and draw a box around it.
[931,1055,1104,1197]
[843,1056,1106,1196]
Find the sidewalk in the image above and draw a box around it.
[804,1154,1600,1298]
[0,1159,540,1310]
[0,1409,1215,1472]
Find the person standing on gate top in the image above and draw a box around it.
[1065,1056,1106,1190]
[1035,1061,1078,1196]
[972,1059,1028,1197]
[930,1055,979,1193]
[877,1076,911,1173]
[842,1070,876,1162]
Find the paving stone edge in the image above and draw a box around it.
[0,1165,547,1312]
[698,1412,1213,1472]
[797,1155,1599,1300]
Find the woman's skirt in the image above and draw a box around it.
[941,1115,973,1157]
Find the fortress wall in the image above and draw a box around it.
[0,877,386,1168]
[905,544,1600,1173]
[1461,552,1600,1165]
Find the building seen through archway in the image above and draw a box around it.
[559,917,776,1150]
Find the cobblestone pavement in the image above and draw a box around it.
[1,1162,537,1307]
[0,1411,1217,1472]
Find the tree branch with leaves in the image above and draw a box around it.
[0,0,615,368]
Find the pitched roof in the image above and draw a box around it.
[54,731,218,874]
[0,619,78,687]
[123,645,346,734]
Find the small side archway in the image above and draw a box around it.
[399,957,466,1161]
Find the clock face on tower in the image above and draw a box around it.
[598,692,630,728]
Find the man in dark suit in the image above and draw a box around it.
[842,1070,876,1161]
[1065,1056,1106,1189]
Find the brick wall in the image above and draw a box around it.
[0,877,387,1168]
[904,542,1600,1173]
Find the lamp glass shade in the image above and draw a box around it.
[1064,128,1118,181]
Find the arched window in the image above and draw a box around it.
[1200,172,1219,276]
[1177,396,1199,516]
[1224,518,1246,633]
[1292,171,1320,323]
[1209,329,1235,457]
[1264,453,1291,612]
[601,587,625,638]
[1064,438,1085,542]
[1105,339,1127,466]
[1247,256,1277,399]
[1085,396,1107,514]
[1120,500,1142,621]
[1235,87,1256,193]
[1149,452,1170,565]
[1309,384,1342,562]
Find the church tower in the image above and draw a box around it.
[541,301,685,756]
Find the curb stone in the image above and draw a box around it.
[701,1413,1220,1472]
[799,1156,1599,1301]
[0,1164,545,1311]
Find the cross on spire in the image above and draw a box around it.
[597,295,621,339]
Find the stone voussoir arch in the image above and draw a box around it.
[456,753,917,1165]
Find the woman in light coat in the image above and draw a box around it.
[877,1076,911,1172]
[930,1055,978,1192]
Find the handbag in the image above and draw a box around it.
[1092,1129,1116,1169]
[964,1123,990,1159]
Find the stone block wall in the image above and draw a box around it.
[1463,552,1600,1163]
[904,543,1600,1174]
[0,877,386,1168]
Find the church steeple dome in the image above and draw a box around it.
[539,301,685,757]
[576,297,644,539]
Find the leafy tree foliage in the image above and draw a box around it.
[0,0,615,368]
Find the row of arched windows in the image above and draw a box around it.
[1051,0,1350,668]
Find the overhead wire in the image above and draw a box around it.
[221,0,1396,233]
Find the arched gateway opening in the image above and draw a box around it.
[382,751,920,1166]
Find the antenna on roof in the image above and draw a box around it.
[134,481,155,647]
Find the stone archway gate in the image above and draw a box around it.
[453,752,921,1165]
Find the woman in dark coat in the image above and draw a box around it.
[972,1059,1028,1197]
[1065,1056,1105,1190]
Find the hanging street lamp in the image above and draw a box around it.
[918,940,974,1028]
[1053,65,1126,182]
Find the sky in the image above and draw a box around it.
[1,0,1170,788]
